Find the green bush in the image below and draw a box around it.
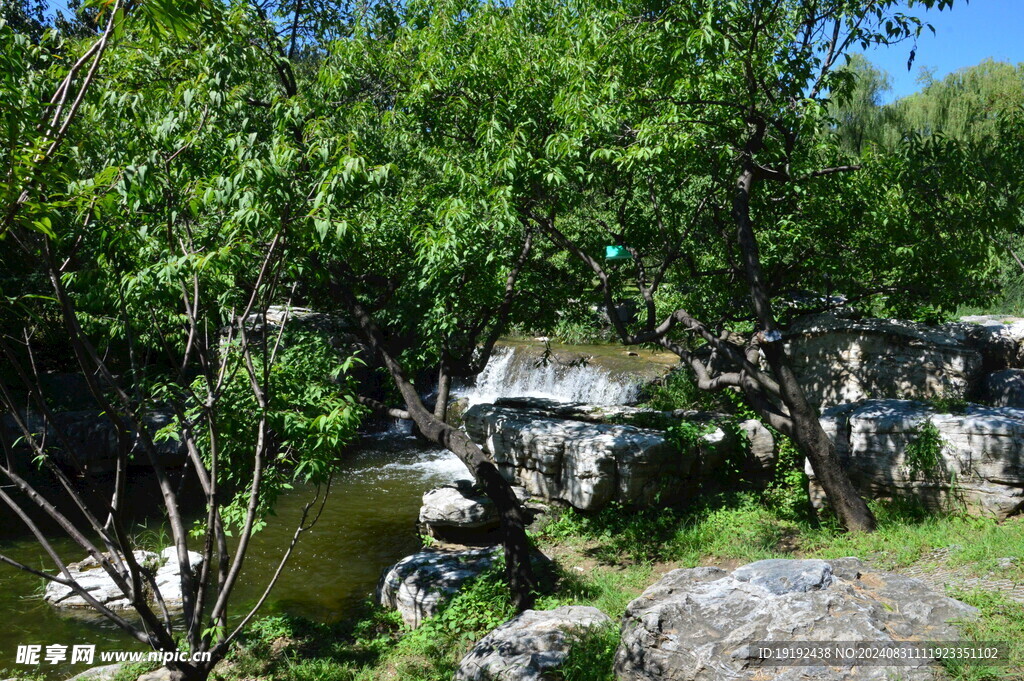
[905,420,947,482]
[641,369,725,412]
[761,435,813,522]
[559,622,620,681]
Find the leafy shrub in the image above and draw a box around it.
[665,420,715,452]
[559,622,620,681]
[927,389,969,414]
[762,434,813,522]
[641,369,726,412]
[905,420,946,481]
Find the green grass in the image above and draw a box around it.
[558,622,619,681]
[944,589,1024,681]
[212,495,1024,681]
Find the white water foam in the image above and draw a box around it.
[378,449,470,479]
[461,345,640,406]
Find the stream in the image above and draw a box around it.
[0,341,666,678]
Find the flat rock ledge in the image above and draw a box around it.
[63,663,126,681]
[44,547,203,612]
[615,557,978,681]
[377,547,499,628]
[816,399,1024,518]
[456,606,612,681]
[464,403,735,510]
[783,315,1000,409]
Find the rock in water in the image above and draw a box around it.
[44,547,203,612]
[377,548,499,627]
[615,558,978,681]
[419,480,529,543]
[456,606,612,681]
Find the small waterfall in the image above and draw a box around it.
[462,345,641,406]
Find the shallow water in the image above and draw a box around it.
[0,341,666,678]
[0,436,468,678]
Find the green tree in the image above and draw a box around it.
[831,53,895,155]
[319,0,1015,533]
[1,6,364,680]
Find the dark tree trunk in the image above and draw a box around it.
[422,420,537,610]
[338,291,537,610]
[760,343,877,532]
[734,160,876,532]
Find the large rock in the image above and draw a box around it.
[957,315,1024,369]
[377,548,499,627]
[982,368,1024,408]
[489,397,680,430]
[45,547,203,612]
[1,409,186,474]
[64,664,126,681]
[785,316,984,408]
[737,418,776,473]
[615,558,977,681]
[456,606,612,681]
[464,403,727,510]
[815,399,1024,518]
[419,480,529,543]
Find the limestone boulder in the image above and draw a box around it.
[419,480,529,543]
[377,548,499,627]
[982,369,1024,408]
[490,397,680,430]
[737,418,776,473]
[45,547,203,612]
[784,316,983,408]
[815,399,1024,518]
[64,664,126,681]
[456,606,612,681]
[615,558,977,681]
[956,315,1024,368]
[464,403,726,510]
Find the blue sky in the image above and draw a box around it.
[864,0,1024,102]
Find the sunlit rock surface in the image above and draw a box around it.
[815,399,1024,518]
[615,558,977,681]
[419,479,529,543]
[44,547,203,611]
[784,316,986,408]
[464,402,729,510]
[376,548,499,628]
[456,606,611,681]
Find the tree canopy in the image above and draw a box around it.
[1,0,1021,675]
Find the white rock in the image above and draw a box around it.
[456,606,612,681]
[44,549,203,612]
[464,404,704,510]
[377,548,499,628]
[615,558,977,681]
[419,480,530,542]
[785,316,984,408]
[815,399,1024,518]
